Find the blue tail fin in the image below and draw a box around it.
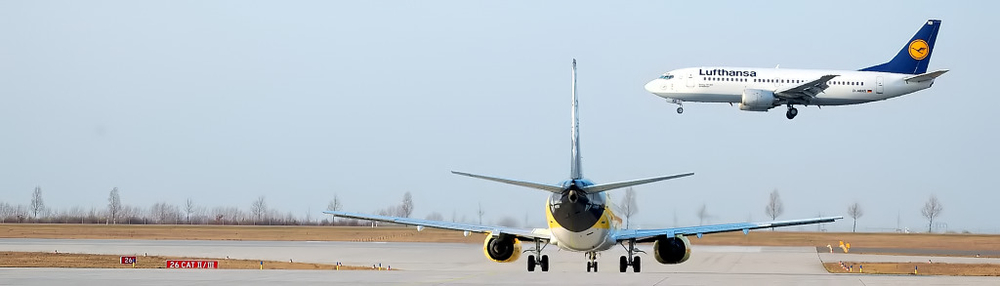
[860,20,941,74]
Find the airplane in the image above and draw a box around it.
[324,60,842,273]
[644,19,948,120]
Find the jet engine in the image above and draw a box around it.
[653,235,691,264]
[739,89,776,111]
[483,235,521,263]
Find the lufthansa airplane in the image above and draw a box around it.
[324,60,841,273]
[644,19,947,119]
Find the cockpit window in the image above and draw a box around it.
[658,74,675,80]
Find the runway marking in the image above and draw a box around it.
[420,271,500,285]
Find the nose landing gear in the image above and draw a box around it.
[668,98,684,114]
[585,252,599,272]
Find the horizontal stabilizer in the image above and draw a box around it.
[451,171,564,193]
[904,69,949,83]
[581,173,694,194]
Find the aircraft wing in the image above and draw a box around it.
[775,75,838,100]
[613,216,842,243]
[323,210,550,241]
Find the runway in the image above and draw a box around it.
[0,239,996,285]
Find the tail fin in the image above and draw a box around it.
[860,19,941,74]
[570,59,583,180]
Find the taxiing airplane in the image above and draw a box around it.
[644,19,947,119]
[325,60,842,273]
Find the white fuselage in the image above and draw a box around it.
[644,67,934,107]
[545,191,620,252]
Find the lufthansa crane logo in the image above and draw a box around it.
[908,39,929,61]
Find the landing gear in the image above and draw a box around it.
[525,240,549,272]
[585,252,599,272]
[668,98,684,114]
[618,239,644,273]
[785,105,798,120]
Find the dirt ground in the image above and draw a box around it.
[824,262,1000,276]
[0,251,375,270]
[5,224,1000,252]
[688,231,1000,252]
[0,224,486,243]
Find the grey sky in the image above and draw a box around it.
[2,1,997,233]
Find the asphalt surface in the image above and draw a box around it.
[0,239,997,285]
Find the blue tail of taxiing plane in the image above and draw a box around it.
[860,19,941,75]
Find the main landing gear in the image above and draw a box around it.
[526,240,549,272]
[785,105,798,120]
[619,239,643,273]
[586,251,599,272]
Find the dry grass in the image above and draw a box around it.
[0,251,376,270]
[4,224,1000,275]
[823,262,1000,276]
[0,224,485,243]
[689,231,1000,252]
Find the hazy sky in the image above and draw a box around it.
[2,1,997,233]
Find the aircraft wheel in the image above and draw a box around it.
[633,256,641,273]
[620,256,628,272]
[528,255,536,272]
[593,261,598,272]
[786,107,798,120]
[587,261,592,272]
[676,107,684,114]
[540,255,549,272]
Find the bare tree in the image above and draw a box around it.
[30,186,44,219]
[847,202,864,233]
[151,202,181,224]
[620,187,639,228]
[477,202,485,224]
[326,194,343,225]
[425,212,444,221]
[185,198,195,224]
[921,195,943,233]
[764,189,783,230]
[400,192,413,218]
[107,187,122,224]
[327,194,343,212]
[697,203,710,225]
[250,196,268,224]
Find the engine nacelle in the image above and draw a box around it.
[653,235,691,264]
[483,235,521,263]
[739,89,776,111]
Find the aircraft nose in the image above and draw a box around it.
[644,79,664,94]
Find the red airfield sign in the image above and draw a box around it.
[166,260,218,269]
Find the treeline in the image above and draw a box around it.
[0,187,414,227]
